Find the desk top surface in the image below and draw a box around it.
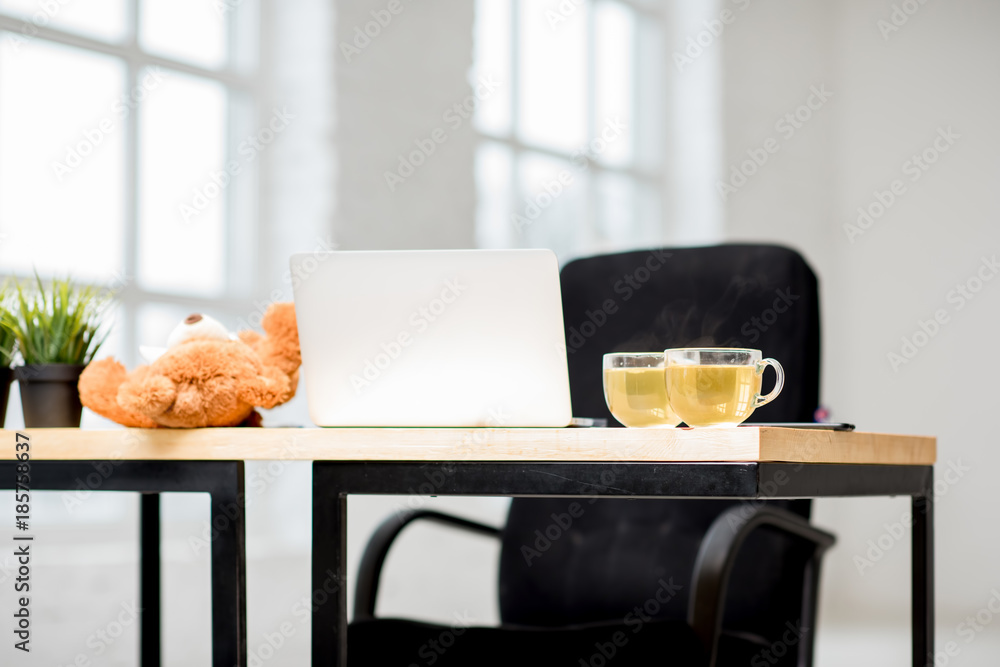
[0,427,936,465]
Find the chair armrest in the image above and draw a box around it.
[354,509,502,620]
[688,506,836,666]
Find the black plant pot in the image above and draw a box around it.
[15,364,87,428]
[0,367,12,428]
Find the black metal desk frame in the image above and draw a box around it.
[0,460,246,667]
[311,461,934,667]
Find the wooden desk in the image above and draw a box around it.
[0,427,937,667]
[2,426,936,464]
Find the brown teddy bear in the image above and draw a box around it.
[79,302,300,428]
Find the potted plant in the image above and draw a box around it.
[1,275,111,427]
[0,286,15,427]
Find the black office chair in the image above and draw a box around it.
[348,244,835,666]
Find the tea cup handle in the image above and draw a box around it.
[754,358,785,407]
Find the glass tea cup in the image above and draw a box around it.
[663,348,784,427]
[603,353,682,428]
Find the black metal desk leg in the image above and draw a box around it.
[140,493,161,667]
[210,463,247,667]
[912,493,934,667]
[312,464,348,667]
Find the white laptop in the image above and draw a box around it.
[290,249,573,427]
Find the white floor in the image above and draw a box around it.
[5,482,998,666]
[13,550,1000,666]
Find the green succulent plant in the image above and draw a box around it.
[0,274,111,366]
[0,286,15,367]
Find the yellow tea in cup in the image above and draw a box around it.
[664,365,760,427]
[664,348,784,427]
[603,354,681,428]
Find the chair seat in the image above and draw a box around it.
[349,617,770,666]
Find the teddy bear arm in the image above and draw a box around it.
[237,330,263,348]
[118,372,177,418]
[78,359,159,428]
[258,303,301,371]
[237,367,291,409]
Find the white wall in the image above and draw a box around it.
[720,1,1000,664]
[330,1,1000,664]
[332,0,476,249]
[15,2,995,665]
[329,0,508,629]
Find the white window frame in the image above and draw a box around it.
[474,0,668,253]
[0,2,261,365]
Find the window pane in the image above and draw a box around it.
[517,0,587,152]
[636,181,663,242]
[0,0,127,42]
[140,0,228,70]
[137,70,227,296]
[594,175,665,252]
[596,174,665,249]
[475,141,513,248]
[0,40,125,281]
[594,0,634,167]
[633,16,664,173]
[137,302,195,350]
[515,151,590,259]
[596,171,635,243]
[473,0,511,136]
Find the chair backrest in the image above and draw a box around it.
[498,245,821,646]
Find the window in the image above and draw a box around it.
[473,0,667,261]
[0,7,264,661]
[0,0,260,390]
